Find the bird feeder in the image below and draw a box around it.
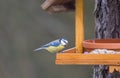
[55,0,120,73]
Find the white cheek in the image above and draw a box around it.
[61,41,66,45]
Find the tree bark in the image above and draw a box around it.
[94,0,120,78]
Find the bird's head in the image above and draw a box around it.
[60,38,68,46]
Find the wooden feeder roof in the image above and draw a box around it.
[41,0,75,13]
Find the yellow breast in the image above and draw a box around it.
[45,45,65,53]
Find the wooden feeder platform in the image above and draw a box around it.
[56,48,120,65]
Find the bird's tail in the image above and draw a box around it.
[33,48,43,51]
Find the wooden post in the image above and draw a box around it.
[76,0,84,53]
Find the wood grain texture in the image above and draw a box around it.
[56,60,120,65]
[109,66,120,73]
[56,53,120,65]
[76,0,84,53]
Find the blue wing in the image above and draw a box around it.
[43,39,60,47]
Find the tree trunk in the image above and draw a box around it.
[94,0,120,78]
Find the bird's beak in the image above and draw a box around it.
[64,44,67,47]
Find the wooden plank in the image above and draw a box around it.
[56,53,120,60]
[56,60,120,65]
[109,66,120,73]
[76,0,84,53]
[56,53,120,65]
[60,47,76,53]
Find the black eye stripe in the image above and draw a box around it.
[63,40,68,44]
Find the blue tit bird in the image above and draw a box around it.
[33,38,68,53]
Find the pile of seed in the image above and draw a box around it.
[84,49,120,54]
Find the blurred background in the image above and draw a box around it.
[0,0,94,78]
